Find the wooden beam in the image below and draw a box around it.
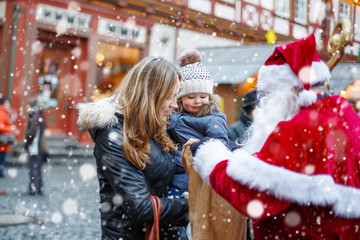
[79,0,292,42]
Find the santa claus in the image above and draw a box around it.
[191,34,360,239]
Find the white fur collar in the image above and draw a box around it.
[76,97,120,132]
[298,89,317,107]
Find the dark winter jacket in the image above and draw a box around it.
[167,95,228,191]
[77,98,189,240]
[24,107,48,155]
[227,112,253,150]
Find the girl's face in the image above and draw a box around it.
[181,93,210,113]
[160,79,180,120]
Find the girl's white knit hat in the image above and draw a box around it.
[178,49,214,99]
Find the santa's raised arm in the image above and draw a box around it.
[192,34,360,240]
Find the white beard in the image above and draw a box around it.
[241,87,301,154]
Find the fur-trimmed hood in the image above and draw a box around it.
[76,97,120,133]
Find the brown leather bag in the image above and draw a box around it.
[145,195,162,240]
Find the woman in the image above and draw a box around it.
[77,57,189,240]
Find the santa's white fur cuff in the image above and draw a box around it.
[193,139,231,185]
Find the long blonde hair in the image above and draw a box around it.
[112,56,179,169]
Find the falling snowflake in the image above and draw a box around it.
[31,41,43,55]
[71,47,82,58]
[62,198,78,215]
[56,21,68,36]
[246,199,264,218]
[99,202,111,213]
[304,164,315,174]
[68,1,81,12]
[80,61,89,71]
[79,163,96,181]
[112,194,123,206]
[298,66,311,86]
[7,168,18,178]
[51,211,63,224]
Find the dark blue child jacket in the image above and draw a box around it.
[168,95,229,191]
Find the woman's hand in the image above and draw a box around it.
[183,138,199,148]
[189,137,211,156]
[181,138,199,172]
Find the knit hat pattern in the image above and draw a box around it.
[178,49,214,99]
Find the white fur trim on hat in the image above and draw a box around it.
[310,61,331,86]
[298,89,317,107]
[257,64,301,91]
[257,61,330,93]
[178,79,214,99]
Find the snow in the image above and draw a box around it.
[246,199,264,218]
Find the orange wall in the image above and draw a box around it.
[215,84,241,126]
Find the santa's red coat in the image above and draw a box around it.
[193,95,360,240]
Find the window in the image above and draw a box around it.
[37,51,60,108]
[275,0,290,18]
[94,42,141,100]
[243,0,258,4]
[339,1,351,19]
[294,0,307,24]
[220,0,235,4]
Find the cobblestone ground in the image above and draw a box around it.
[0,162,101,240]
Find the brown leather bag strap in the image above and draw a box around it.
[155,196,162,239]
[145,195,162,240]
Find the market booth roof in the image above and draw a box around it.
[198,45,360,94]
[198,44,277,85]
[330,63,360,94]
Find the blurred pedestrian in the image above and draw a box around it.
[77,56,189,240]
[227,90,258,150]
[24,97,48,195]
[190,34,360,239]
[0,95,14,178]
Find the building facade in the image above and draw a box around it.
[0,0,359,143]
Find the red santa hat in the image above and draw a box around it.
[257,34,331,107]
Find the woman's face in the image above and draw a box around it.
[160,79,180,120]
